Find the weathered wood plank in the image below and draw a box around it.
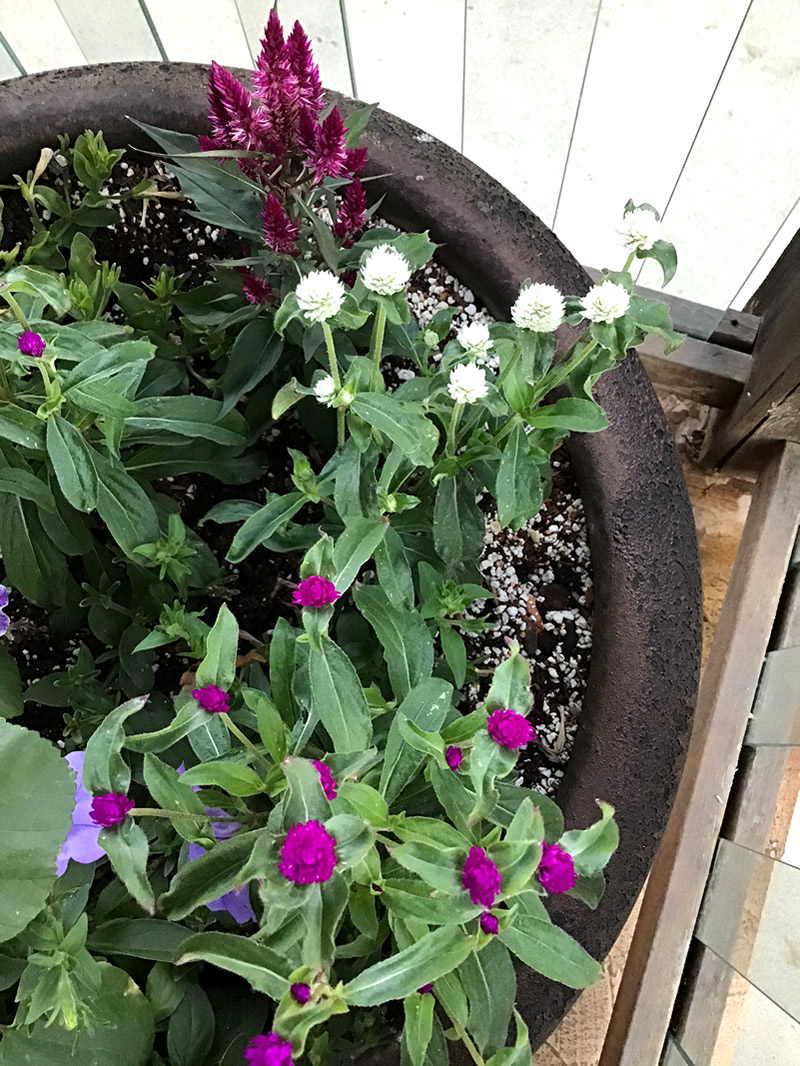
[745,646,800,747]
[600,441,800,1066]
[636,334,749,409]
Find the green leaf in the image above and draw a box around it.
[87,919,191,962]
[244,688,289,763]
[559,801,618,876]
[499,915,602,988]
[324,813,375,869]
[270,617,297,725]
[0,466,56,512]
[0,647,23,718]
[309,636,372,753]
[439,624,467,688]
[486,642,532,715]
[99,819,155,915]
[354,585,433,700]
[46,415,98,512]
[380,679,452,803]
[350,394,439,467]
[83,696,146,795]
[0,962,154,1066]
[391,840,463,894]
[143,754,211,842]
[272,376,305,420]
[490,782,564,844]
[637,238,677,286]
[222,317,283,415]
[466,730,516,826]
[375,526,414,608]
[2,264,70,314]
[335,781,389,826]
[343,927,475,1006]
[125,702,209,754]
[92,450,159,556]
[188,711,231,762]
[273,291,303,335]
[175,931,289,999]
[458,938,516,1055]
[382,880,479,926]
[126,395,247,445]
[283,756,330,826]
[398,716,446,765]
[63,338,155,389]
[0,404,46,448]
[344,103,376,146]
[160,831,259,920]
[404,990,434,1066]
[333,516,388,593]
[525,397,609,434]
[628,294,683,353]
[227,492,306,563]
[433,472,485,576]
[0,720,74,943]
[485,1010,533,1066]
[496,423,543,531]
[391,231,437,272]
[167,983,215,1066]
[0,496,67,607]
[195,603,239,689]
[302,873,349,968]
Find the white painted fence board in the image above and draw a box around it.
[236,0,353,94]
[0,0,86,73]
[463,0,600,226]
[554,0,751,283]
[346,0,464,149]
[730,196,800,311]
[638,0,800,307]
[0,43,20,80]
[143,0,251,66]
[55,0,161,62]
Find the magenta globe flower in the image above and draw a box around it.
[417,983,434,994]
[0,585,10,637]
[313,760,337,800]
[486,708,536,750]
[90,792,134,827]
[480,911,499,935]
[278,820,338,884]
[290,982,311,1005]
[462,846,502,908]
[192,683,231,714]
[292,576,340,608]
[445,745,463,771]
[17,330,46,357]
[56,751,106,875]
[244,1031,294,1065]
[537,843,577,894]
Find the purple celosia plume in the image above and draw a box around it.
[278,820,338,884]
[192,684,230,714]
[90,793,134,828]
[261,193,300,255]
[285,21,323,113]
[334,179,366,237]
[537,843,576,894]
[344,146,368,176]
[462,846,502,908]
[18,331,46,357]
[292,576,340,608]
[445,745,463,771]
[313,760,337,800]
[242,271,274,305]
[306,106,348,183]
[290,982,311,1005]
[480,912,499,935]
[486,708,536,750]
[208,61,270,151]
[56,751,106,875]
[244,1031,295,1065]
[0,585,9,637]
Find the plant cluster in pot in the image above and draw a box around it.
[0,11,700,1066]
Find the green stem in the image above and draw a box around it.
[321,320,346,447]
[0,290,31,331]
[489,413,521,449]
[622,251,635,272]
[0,361,10,398]
[368,302,387,391]
[438,1000,485,1066]
[530,335,598,407]
[446,402,464,457]
[495,343,521,392]
[129,808,240,823]
[221,713,273,777]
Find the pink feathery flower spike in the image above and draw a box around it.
[314,760,338,800]
[537,843,577,894]
[296,106,319,157]
[278,820,338,884]
[242,271,274,305]
[90,793,134,828]
[286,20,323,114]
[293,575,340,608]
[462,846,502,908]
[487,708,536,750]
[18,331,46,357]
[334,179,366,237]
[192,684,231,714]
[244,1031,295,1065]
[344,146,368,176]
[307,106,348,183]
[208,61,266,150]
[261,193,300,255]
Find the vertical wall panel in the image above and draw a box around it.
[237,0,353,94]
[55,0,161,62]
[0,0,86,73]
[463,0,600,226]
[143,0,251,66]
[346,0,464,148]
[0,41,21,79]
[554,0,751,278]
[730,196,800,310]
[637,0,800,306]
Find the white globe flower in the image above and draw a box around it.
[448,362,489,405]
[511,283,565,333]
[457,321,493,362]
[361,244,412,296]
[581,280,630,324]
[314,374,336,406]
[296,270,346,323]
[619,207,660,252]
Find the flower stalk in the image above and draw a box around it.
[220,713,273,776]
[368,302,387,391]
[322,321,346,446]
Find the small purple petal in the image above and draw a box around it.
[56,751,105,876]
[291,982,312,1005]
[0,585,8,609]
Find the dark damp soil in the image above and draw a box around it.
[3,158,593,796]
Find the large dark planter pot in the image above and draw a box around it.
[0,63,702,1053]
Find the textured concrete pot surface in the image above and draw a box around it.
[0,63,703,1055]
